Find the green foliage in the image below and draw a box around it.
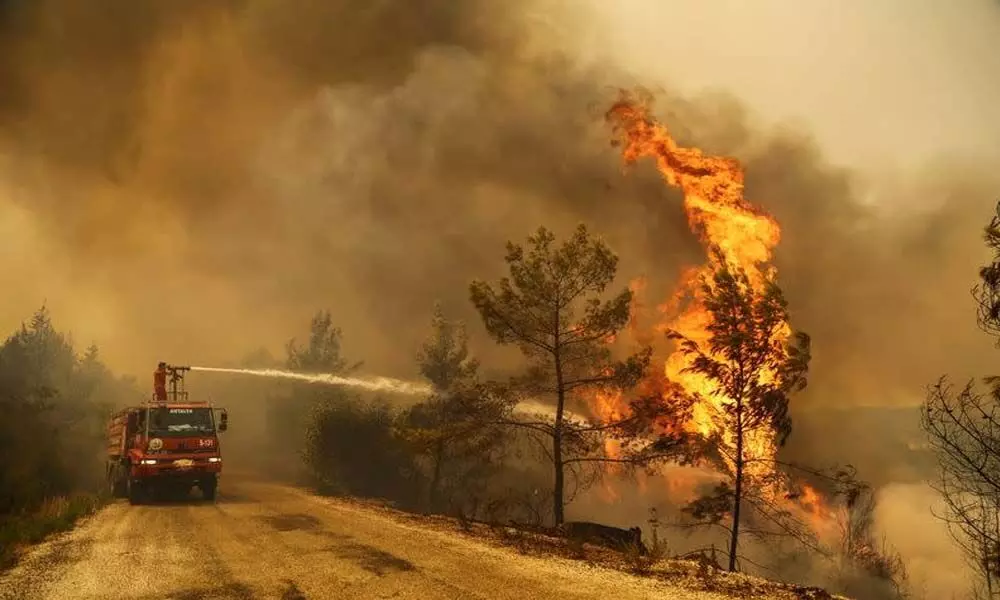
[401,306,505,512]
[0,306,75,401]
[469,224,666,525]
[0,305,133,546]
[285,310,363,374]
[267,310,363,481]
[403,391,511,512]
[469,224,639,387]
[302,397,422,507]
[416,303,479,393]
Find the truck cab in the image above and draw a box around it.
[107,365,228,504]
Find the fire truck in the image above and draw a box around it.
[106,364,228,504]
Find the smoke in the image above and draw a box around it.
[1,0,997,596]
[874,483,970,599]
[0,0,685,375]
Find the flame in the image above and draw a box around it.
[800,485,827,516]
[664,468,708,506]
[605,92,785,480]
[593,387,627,459]
[588,91,834,534]
[796,484,839,540]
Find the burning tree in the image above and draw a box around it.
[671,254,811,571]
[470,224,689,526]
[603,90,837,574]
[921,201,1000,599]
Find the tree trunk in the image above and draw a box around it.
[429,438,444,512]
[553,420,564,526]
[993,500,1000,598]
[552,316,566,527]
[728,399,744,572]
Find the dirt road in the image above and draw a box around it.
[0,476,727,600]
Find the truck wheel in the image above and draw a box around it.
[127,478,144,505]
[109,466,126,499]
[200,476,217,502]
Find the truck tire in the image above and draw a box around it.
[200,476,217,502]
[127,478,144,505]
[109,465,126,499]
[106,466,116,497]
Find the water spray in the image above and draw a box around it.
[189,366,433,396]
[188,366,584,421]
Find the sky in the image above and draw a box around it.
[582,0,1000,172]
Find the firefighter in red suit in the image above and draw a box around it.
[153,362,168,402]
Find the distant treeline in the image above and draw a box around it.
[0,306,139,566]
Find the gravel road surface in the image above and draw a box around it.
[0,476,729,600]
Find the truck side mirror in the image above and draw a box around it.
[218,409,228,432]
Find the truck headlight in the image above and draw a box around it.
[141,459,157,465]
[207,457,222,463]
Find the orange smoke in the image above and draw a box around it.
[590,91,831,531]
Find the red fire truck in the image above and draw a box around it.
[106,364,228,504]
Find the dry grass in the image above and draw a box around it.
[566,535,586,560]
[0,493,105,571]
[624,540,665,575]
[333,496,848,600]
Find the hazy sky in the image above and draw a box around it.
[583,0,1000,171]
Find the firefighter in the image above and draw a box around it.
[153,362,168,402]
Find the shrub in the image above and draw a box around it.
[302,395,423,508]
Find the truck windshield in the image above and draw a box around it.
[148,407,215,435]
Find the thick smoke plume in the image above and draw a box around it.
[0,1,996,595]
